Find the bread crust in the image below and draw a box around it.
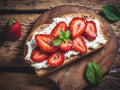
[24,13,107,77]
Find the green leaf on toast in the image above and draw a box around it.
[63,37,70,42]
[53,38,62,46]
[65,30,70,38]
[59,30,65,39]
[53,30,71,46]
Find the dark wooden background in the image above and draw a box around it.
[0,0,120,90]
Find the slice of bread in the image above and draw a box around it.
[24,12,107,77]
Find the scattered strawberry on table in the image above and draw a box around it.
[31,17,97,67]
[6,18,21,40]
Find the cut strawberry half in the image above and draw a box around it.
[72,36,87,54]
[48,51,64,67]
[35,34,58,53]
[50,21,67,38]
[84,21,97,40]
[31,47,48,62]
[69,17,87,39]
[59,41,72,52]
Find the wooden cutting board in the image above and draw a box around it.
[32,5,118,90]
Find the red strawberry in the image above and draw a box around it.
[31,47,48,62]
[59,41,72,52]
[50,21,67,38]
[84,21,97,40]
[69,17,87,39]
[48,51,64,67]
[72,36,87,54]
[6,18,21,39]
[35,34,58,53]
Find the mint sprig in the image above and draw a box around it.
[85,61,103,85]
[102,5,120,21]
[53,38,62,46]
[53,30,70,46]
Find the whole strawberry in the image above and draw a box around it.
[6,18,21,39]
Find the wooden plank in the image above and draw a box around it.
[0,0,120,12]
[0,72,54,90]
[0,71,119,90]
[111,21,120,38]
[84,72,120,90]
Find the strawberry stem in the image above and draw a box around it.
[7,18,17,27]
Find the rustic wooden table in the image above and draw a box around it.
[0,0,120,90]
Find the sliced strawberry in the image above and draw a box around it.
[50,21,67,38]
[69,17,87,39]
[72,36,87,54]
[48,51,64,67]
[59,41,72,52]
[35,34,58,53]
[84,21,97,40]
[31,47,48,62]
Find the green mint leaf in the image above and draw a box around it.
[59,30,65,39]
[92,62,103,83]
[63,37,70,42]
[53,38,62,46]
[102,5,120,21]
[85,61,103,85]
[65,30,70,38]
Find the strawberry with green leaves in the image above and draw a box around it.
[53,30,71,51]
[6,18,21,39]
[32,17,98,67]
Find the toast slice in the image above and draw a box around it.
[24,13,107,77]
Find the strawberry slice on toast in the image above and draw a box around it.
[50,21,67,38]
[69,17,87,39]
[72,36,87,54]
[84,21,97,40]
[59,41,72,52]
[31,47,48,62]
[35,34,58,53]
[48,51,64,67]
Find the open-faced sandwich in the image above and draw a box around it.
[24,13,107,77]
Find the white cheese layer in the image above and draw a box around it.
[25,17,107,69]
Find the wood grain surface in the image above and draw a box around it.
[0,0,119,11]
[32,5,118,90]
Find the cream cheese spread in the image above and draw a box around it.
[25,16,107,69]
